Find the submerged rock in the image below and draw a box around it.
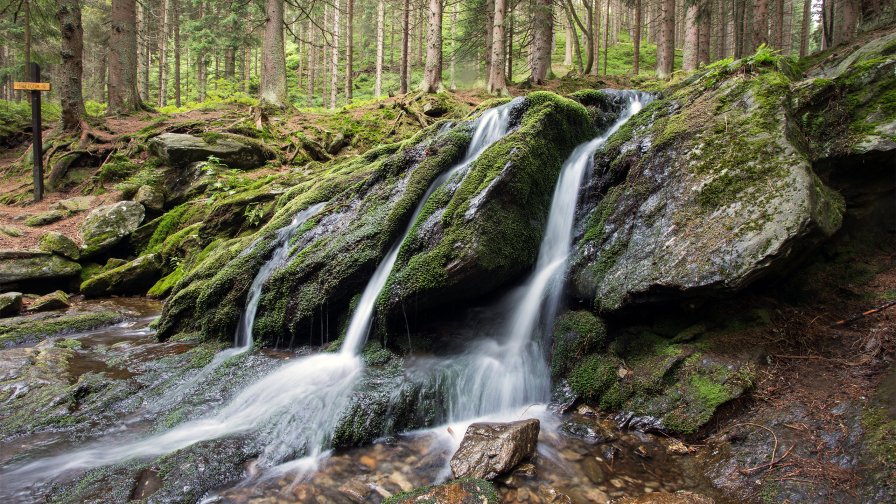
[149,132,275,169]
[80,253,163,297]
[79,201,145,258]
[0,250,81,289]
[450,418,540,480]
[615,491,715,504]
[384,478,500,504]
[39,231,80,260]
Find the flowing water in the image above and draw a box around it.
[0,101,516,497]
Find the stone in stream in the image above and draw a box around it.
[28,290,70,312]
[0,292,23,317]
[79,201,145,258]
[615,491,715,504]
[384,478,500,504]
[149,132,275,169]
[450,419,540,480]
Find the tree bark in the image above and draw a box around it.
[450,4,458,89]
[564,16,574,66]
[833,0,859,46]
[485,0,495,81]
[753,0,768,49]
[57,0,85,131]
[345,0,354,102]
[375,0,385,96]
[260,0,287,108]
[108,0,143,114]
[698,2,711,65]
[173,0,181,107]
[400,0,410,93]
[530,0,553,83]
[331,0,340,108]
[683,3,699,70]
[657,0,675,77]
[633,0,642,74]
[590,0,600,76]
[487,0,508,94]
[158,0,168,107]
[421,0,443,91]
[603,0,610,75]
[799,0,810,55]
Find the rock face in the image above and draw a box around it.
[384,478,500,504]
[570,55,846,313]
[0,250,81,289]
[148,132,275,169]
[79,201,145,258]
[39,231,80,260]
[0,292,22,317]
[28,291,70,312]
[81,254,163,297]
[134,185,165,213]
[450,419,540,480]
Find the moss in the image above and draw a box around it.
[0,311,124,347]
[145,203,190,253]
[568,354,619,401]
[863,405,896,470]
[79,262,104,285]
[147,266,185,298]
[55,338,83,349]
[551,311,607,379]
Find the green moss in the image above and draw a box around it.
[145,204,190,253]
[568,354,619,401]
[55,338,82,349]
[863,405,896,469]
[0,311,124,347]
[551,311,607,379]
[148,266,185,298]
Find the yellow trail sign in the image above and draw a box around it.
[13,81,51,91]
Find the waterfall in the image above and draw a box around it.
[440,91,649,421]
[1,101,516,492]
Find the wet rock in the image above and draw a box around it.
[538,485,574,503]
[0,291,23,317]
[79,201,145,258]
[450,418,540,480]
[0,309,124,347]
[0,249,81,289]
[559,416,617,444]
[581,456,605,483]
[39,231,80,260]
[551,310,608,379]
[135,185,165,213]
[384,478,500,504]
[81,253,163,297]
[24,209,67,227]
[149,132,275,169]
[28,290,70,312]
[614,491,715,504]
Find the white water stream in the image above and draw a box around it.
[1,101,516,496]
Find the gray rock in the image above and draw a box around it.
[28,290,70,312]
[0,250,81,289]
[0,225,23,238]
[24,210,68,227]
[38,231,80,260]
[79,201,145,258]
[450,418,540,480]
[148,132,274,169]
[134,185,165,213]
[49,196,94,213]
[80,254,163,297]
[0,292,22,317]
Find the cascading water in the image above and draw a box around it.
[1,101,516,496]
[433,91,650,422]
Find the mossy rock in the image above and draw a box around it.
[0,291,23,317]
[551,310,608,379]
[80,254,163,297]
[0,250,81,290]
[39,231,80,260]
[24,209,68,227]
[0,309,124,347]
[571,55,846,313]
[148,132,276,169]
[28,290,70,312]
[79,201,146,259]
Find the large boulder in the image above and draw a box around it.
[39,231,80,260]
[450,418,540,480]
[148,132,275,169]
[570,53,847,313]
[80,253,163,297]
[0,250,81,289]
[79,201,145,258]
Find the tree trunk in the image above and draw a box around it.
[487,0,508,94]
[698,2,711,65]
[108,0,143,114]
[173,0,181,107]
[421,0,443,91]
[400,0,410,93]
[833,0,859,46]
[799,0,810,56]
[158,0,168,107]
[530,0,553,83]
[590,0,600,76]
[57,0,85,131]
[506,5,513,82]
[633,0,641,74]
[450,4,458,89]
[485,0,495,81]
[345,0,354,102]
[260,0,287,108]
[564,16,574,66]
[657,0,675,77]
[603,0,610,75]
[720,0,728,57]
[683,3,699,70]
[330,0,340,108]
[307,25,316,106]
[375,0,384,96]
[753,0,768,49]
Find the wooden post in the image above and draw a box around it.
[13,63,50,202]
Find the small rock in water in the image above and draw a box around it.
[450,419,540,480]
[666,439,694,455]
[388,471,413,491]
[601,445,621,462]
[634,445,650,458]
[28,290,70,312]
[613,491,715,504]
[558,417,616,444]
[386,479,500,504]
[359,454,377,470]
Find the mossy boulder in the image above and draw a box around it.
[551,310,608,379]
[571,57,845,313]
[38,231,80,260]
[49,195,94,213]
[80,253,163,297]
[0,250,81,289]
[134,184,165,213]
[0,309,124,347]
[0,291,23,317]
[28,290,70,312]
[24,209,68,227]
[148,132,276,169]
[79,201,145,258]
[384,478,500,504]
[378,92,597,325]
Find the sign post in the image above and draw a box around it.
[13,63,51,202]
